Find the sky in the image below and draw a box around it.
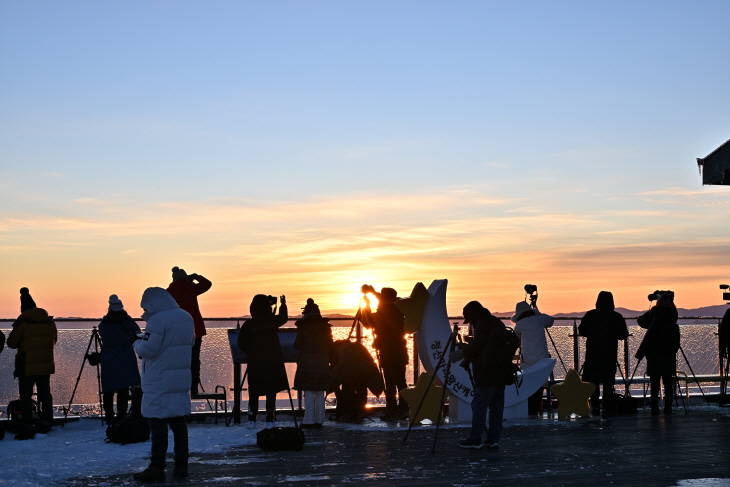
[1,1,730,318]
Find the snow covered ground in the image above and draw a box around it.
[0,418,259,486]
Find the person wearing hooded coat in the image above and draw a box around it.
[131,287,195,482]
[578,291,629,417]
[511,300,554,416]
[7,288,57,431]
[362,286,409,421]
[293,299,333,428]
[636,292,681,415]
[166,266,212,395]
[98,294,142,423]
[237,294,289,428]
[450,301,512,449]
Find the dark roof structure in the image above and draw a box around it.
[697,138,730,185]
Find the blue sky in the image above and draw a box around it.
[1,1,729,317]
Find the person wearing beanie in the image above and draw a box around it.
[237,294,289,429]
[511,300,554,416]
[579,291,629,417]
[98,295,142,423]
[636,291,681,415]
[7,288,57,436]
[166,266,212,395]
[361,285,409,421]
[293,299,333,428]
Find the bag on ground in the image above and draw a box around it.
[256,426,305,451]
[105,416,150,445]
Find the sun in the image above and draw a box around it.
[338,291,379,312]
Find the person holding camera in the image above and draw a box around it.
[361,285,409,421]
[98,294,142,424]
[636,291,680,415]
[167,266,212,395]
[578,291,629,417]
[294,299,333,428]
[132,287,195,481]
[511,300,554,416]
[237,294,289,429]
[7,288,57,437]
[450,301,514,449]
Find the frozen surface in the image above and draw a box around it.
[0,418,258,486]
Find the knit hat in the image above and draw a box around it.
[108,294,124,312]
[172,266,188,282]
[20,287,37,312]
[302,298,321,317]
[511,301,534,323]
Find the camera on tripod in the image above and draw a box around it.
[648,290,674,302]
[524,284,538,308]
[720,284,730,302]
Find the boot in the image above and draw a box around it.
[650,399,660,416]
[133,464,166,482]
[664,400,672,415]
[173,463,188,479]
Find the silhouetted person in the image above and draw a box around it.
[636,292,680,415]
[512,301,554,416]
[237,294,289,429]
[329,339,384,422]
[579,291,629,417]
[294,299,333,428]
[720,307,730,367]
[132,287,195,482]
[167,266,212,395]
[451,301,512,449]
[7,288,57,437]
[362,285,409,421]
[98,294,142,423]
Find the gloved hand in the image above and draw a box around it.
[449,349,465,363]
[280,295,286,305]
[128,332,141,345]
[188,273,199,281]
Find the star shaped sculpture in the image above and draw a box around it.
[399,372,446,424]
[550,369,596,419]
[394,282,430,334]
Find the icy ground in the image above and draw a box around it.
[0,418,258,486]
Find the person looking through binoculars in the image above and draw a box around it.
[361,284,409,421]
[636,291,680,415]
[237,294,289,429]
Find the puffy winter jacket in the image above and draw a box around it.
[636,304,680,377]
[462,310,514,387]
[99,310,142,393]
[293,316,333,391]
[513,311,554,368]
[7,308,57,377]
[133,287,195,419]
[0,329,5,354]
[167,275,212,339]
[362,302,408,367]
[579,291,629,384]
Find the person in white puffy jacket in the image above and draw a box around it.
[511,300,554,416]
[132,287,195,482]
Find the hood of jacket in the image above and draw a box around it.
[250,294,273,318]
[295,316,331,332]
[18,308,50,323]
[140,287,179,321]
[596,291,615,311]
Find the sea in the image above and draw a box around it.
[0,317,724,414]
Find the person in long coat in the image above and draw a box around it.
[7,288,57,430]
[237,294,289,428]
[636,292,680,415]
[98,294,142,423]
[132,287,195,482]
[579,291,629,417]
[293,299,333,428]
[512,300,554,416]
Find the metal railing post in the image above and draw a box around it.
[572,319,579,371]
[413,332,420,385]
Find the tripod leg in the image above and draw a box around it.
[679,344,710,405]
[404,334,453,442]
[62,331,95,427]
[287,388,299,428]
[431,359,454,454]
[94,331,104,426]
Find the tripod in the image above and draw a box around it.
[403,325,458,453]
[677,343,710,406]
[63,327,104,427]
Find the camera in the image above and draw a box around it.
[524,284,537,295]
[648,290,674,301]
[361,284,375,294]
[720,284,730,302]
[267,295,277,306]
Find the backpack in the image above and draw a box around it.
[483,326,521,386]
[105,416,150,445]
[256,426,306,451]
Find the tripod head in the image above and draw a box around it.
[720,284,730,303]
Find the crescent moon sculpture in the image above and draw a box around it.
[416,279,556,419]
